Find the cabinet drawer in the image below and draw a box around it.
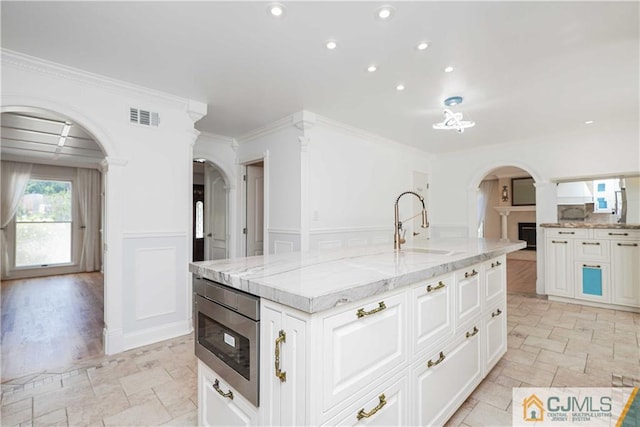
[545,228,588,238]
[611,240,640,308]
[412,328,482,427]
[574,239,609,261]
[321,375,408,426]
[412,275,454,356]
[199,361,258,427]
[593,229,640,240]
[455,264,482,330]
[321,291,407,412]
[484,256,506,308]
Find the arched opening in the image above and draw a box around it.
[474,165,539,296]
[192,159,231,261]
[1,107,108,380]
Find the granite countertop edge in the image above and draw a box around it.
[189,240,526,314]
[540,223,640,229]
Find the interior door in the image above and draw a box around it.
[204,164,227,260]
[246,163,264,256]
[193,184,205,261]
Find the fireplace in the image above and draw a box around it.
[518,222,537,250]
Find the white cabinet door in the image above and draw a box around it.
[545,238,574,297]
[484,303,507,374]
[413,331,482,427]
[321,375,408,427]
[412,275,453,356]
[261,303,308,426]
[321,291,407,411]
[199,361,258,427]
[611,241,640,307]
[455,264,482,329]
[575,262,610,303]
[485,256,506,308]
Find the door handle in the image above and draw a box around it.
[207,233,213,237]
[275,330,286,382]
[212,379,234,400]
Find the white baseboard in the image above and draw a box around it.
[103,320,193,355]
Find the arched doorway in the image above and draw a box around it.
[473,165,539,296]
[1,106,108,380]
[192,159,230,261]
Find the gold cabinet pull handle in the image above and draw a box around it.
[356,301,386,318]
[427,281,445,292]
[466,326,479,338]
[491,308,503,318]
[356,394,387,420]
[491,261,502,268]
[559,231,575,235]
[427,351,446,368]
[212,379,234,400]
[582,242,600,246]
[552,240,568,244]
[617,243,638,247]
[275,329,286,382]
[609,232,629,236]
[464,269,478,278]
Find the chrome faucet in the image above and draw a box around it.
[394,191,429,250]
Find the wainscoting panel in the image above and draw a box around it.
[122,233,188,338]
[269,229,300,254]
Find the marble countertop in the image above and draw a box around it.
[540,223,640,229]
[189,238,526,314]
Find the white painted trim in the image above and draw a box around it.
[236,115,292,143]
[268,228,301,235]
[493,206,537,213]
[107,320,193,355]
[1,49,206,112]
[122,231,187,239]
[309,226,390,234]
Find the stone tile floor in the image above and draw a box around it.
[1,294,639,426]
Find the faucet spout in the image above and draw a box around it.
[394,191,429,250]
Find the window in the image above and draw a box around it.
[15,179,73,267]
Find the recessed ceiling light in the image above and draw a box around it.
[444,66,454,73]
[267,3,285,17]
[396,84,405,91]
[375,6,395,20]
[325,40,337,50]
[367,65,377,72]
[584,120,594,125]
[416,41,430,51]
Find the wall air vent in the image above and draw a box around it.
[129,108,159,127]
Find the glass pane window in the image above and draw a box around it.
[15,179,72,267]
[195,201,204,239]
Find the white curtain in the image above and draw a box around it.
[1,161,32,276]
[76,167,102,272]
[477,180,497,238]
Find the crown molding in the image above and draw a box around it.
[293,110,316,130]
[314,114,431,156]
[1,49,206,114]
[197,130,236,144]
[236,115,293,143]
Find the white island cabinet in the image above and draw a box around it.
[542,224,640,311]
[190,238,524,427]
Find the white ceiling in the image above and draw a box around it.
[1,1,638,153]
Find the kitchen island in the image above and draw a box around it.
[189,238,525,426]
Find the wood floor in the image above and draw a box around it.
[1,273,104,382]
[507,258,537,295]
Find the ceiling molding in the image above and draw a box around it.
[236,114,293,143]
[1,152,103,170]
[1,49,204,112]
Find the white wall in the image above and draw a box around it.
[430,121,640,294]
[2,49,206,354]
[307,117,432,250]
